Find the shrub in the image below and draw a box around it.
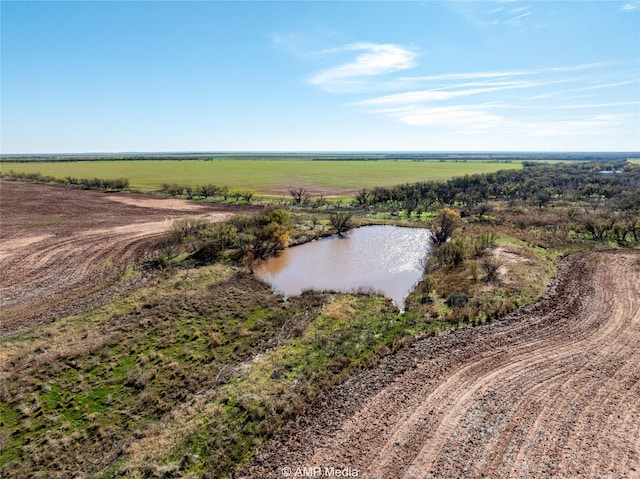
[193,210,291,268]
[243,222,289,260]
[240,191,254,203]
[329,211,354,236]
[197,183,219,198]
[429,208,461,245]
[192,223,240,264]
[445,291,468,308]
[583,215,615,240]
[415,276,437,304]
[471,232,498,257]
[469,262,479,281]
[481,257,503,282]
[1,170,129,190]
[160,183,186,196]
[423,237,468,272]
[172,217,207,240]
[312,195,328,209]
[157,237,181,262]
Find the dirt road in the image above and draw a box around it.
[242,250,640,478]
[0,181,244,336]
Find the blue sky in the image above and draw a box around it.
[1,1,639,153]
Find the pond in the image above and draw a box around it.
[256,225,431,311]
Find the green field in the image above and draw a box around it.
[0,159,522,194]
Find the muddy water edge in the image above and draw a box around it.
[256,225,431,311]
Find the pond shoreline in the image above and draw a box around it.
[257,225,431,311]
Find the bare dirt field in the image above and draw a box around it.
[0,180,245,337]
[241,250,640,478]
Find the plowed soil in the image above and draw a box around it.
[0,180,245,337]
[241,250,640,478]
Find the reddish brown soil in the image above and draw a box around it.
[0,180,246,337]
[267,183,359,198]
[241,250,640,478]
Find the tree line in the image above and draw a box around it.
[1,170,129,190]
[352,161,639,211]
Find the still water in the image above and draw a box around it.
[256,225,430,310]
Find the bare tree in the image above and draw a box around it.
[329,211,354,236]
[158,237,180,262]
[289,187,310,205]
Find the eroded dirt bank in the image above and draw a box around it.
[241,250,640,478]
[0,180,245,337]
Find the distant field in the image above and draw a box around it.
[0,159,522,195]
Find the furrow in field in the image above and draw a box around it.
[240,251,640,479]
[0,181,238,336]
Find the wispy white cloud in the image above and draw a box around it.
[355,80,569,107]
[390,62,612,89]
[547,62,613,72]
[398,70,529,82]
[621,2,639,12]
[375,104,504,130]
[575,79,639,91]
[452,1,534,27]
[379,106,628,138]
[270,32,308,56]
[347,60,639,136]
[308,43,417,93]
[510,5,531,14]
[524,115,627,137]
[507,11,532,23]
[292,29,637,139]
[494,101,640,110]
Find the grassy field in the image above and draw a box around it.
[0,159,522,194]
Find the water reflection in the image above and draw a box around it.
[256,225,430,310]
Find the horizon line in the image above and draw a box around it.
[2,150,639,157]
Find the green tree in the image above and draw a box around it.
[429,207,461,245]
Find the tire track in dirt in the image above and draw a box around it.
[241,250,640,478]
[0,228,161,322]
